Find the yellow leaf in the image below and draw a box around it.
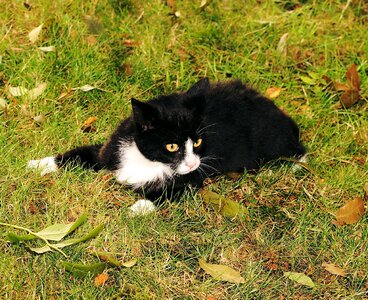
[94,273,108,287]
[265,87,282,99]
[334,197,365,226]
[322,262,346,277]
[28,24,43,43]
[199,259,245,283]
[284,272,315,288]
[199,190,248,219]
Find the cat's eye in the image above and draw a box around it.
[166,143,179,152]
[194,138,202,148]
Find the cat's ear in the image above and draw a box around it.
[131,98,158,131]
[187,78,210,97]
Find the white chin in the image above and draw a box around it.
[176,165,199,175]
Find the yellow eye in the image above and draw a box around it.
[166,143,179,152]
[194,138,202,148]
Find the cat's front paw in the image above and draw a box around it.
[27,156,58,176]
[128,199,156,216]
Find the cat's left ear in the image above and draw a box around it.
[131,98,158,131]
[187,78,210,97]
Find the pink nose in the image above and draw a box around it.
[186,160,197,169]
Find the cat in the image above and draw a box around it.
[28,78,306,213]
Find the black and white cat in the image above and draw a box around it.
[28,78,306,213]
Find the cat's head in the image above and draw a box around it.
[131,78,210,175]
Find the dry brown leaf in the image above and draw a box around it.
[87,35,97,46]
[345,64,360,91]
[334,82,350,92]
[341,90,360,108]
[123,39,141,47]
[333,197,365,226]
[82,116,97,132]
[322,262,346,277]
[94,273,108,287]
[265,87,282,99]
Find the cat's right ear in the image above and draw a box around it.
[131,98,158,131]
[187,78,210,96]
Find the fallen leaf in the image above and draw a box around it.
[322,262,346,277]
[167,0,176,14]
[62,261,107,278]
[0,97,7,109]
[345,64,360,91]
[277,33,288,56]
[87,35,97,46]
[123,39,141,47]
[8,86,29,97]
[82,116,97,132]
[266,87,282,99]
[333,197,365,226]
[28,23,43,43]
[199,259,245,283]
[121,258,137,268]
[121,63,132,76]
[300,76,316,85]
[200,0,210,9]
[38,46,56,52]
[341,90,360,108]
[35,213,87,241]
[284,272,315,288]
[94,273,108,287]
[84,15,103,34]
[27,82,47,100]
[92,251,137,268]
[334,82,350,92]
[199,190,249,219]
[33,115,44,124]
[72,85,97,92]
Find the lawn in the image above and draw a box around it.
[1,0,367,299]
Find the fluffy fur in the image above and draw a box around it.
[28,78,306,202]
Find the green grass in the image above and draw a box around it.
[1,0,368,298]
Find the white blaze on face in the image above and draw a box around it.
[176,138,200,175]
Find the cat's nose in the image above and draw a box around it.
[186,160,197,169]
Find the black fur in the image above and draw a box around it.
[56,78,306,201]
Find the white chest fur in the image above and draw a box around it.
[114,141,173,189]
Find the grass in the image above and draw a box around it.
[1,0,368,298]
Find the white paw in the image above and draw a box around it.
[27,156,58,176]
[128,199,156,216]
[292,154,308,172]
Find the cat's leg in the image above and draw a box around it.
[27,144,103,175]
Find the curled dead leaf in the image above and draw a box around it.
[94,273,109,287]
[341,90,360,108]
[82,116,97,132]
[345,64,360,91]
[333,197,365,226]
[265,87,282,99]
[322,262,346,277]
